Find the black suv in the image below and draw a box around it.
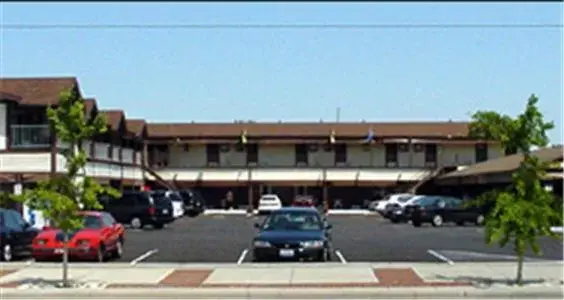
[179,189,206,216]
[100,191,175,229]
[0,208,39,261]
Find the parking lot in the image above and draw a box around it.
[113,215,563,264]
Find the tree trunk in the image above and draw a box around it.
[515,253,524,286]
[62,232,70,287]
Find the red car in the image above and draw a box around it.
[32,211,125,262]
[292,196,316,207]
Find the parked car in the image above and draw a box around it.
[375,193,414,216]
[178,189,206,216]
[100,191,175,229]
[0,208,39,261]
[257,194,283,214]
[292,195,315,207]
[150,190,185,219]
[387,195,425,223]
[32,211,125,262]
[252,207,332,262]
[407,196,487,227]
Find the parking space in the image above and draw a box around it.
[109,215,564,265]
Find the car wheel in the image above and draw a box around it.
[456,221,465,226]
[431,215,443,227]
[1,244,13,262]
[153,223,164,229]
[130,217,143,229]
[412,221,422,227]
[112,240,123,259]
[390,219,400,224]
[475,214,485,226]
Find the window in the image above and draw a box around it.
[82,215,103,229]
[385,144,398,164]
[101,213,115,226]
[206,144,220,165]
[246,144,258,164]
[425,144,437,163]
[262,211,323,231]
[295,144,308,165]
[334,144,347,165]
[444,197,463,208]
[3,210,26,230]
[475,143,488,163]
[116,194,137,207]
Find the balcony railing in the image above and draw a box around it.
[10,124,51,149]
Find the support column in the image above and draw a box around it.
[247,184,254,214]
[408,138,413,167]
[322,184,329,213]
[247,167,254,214]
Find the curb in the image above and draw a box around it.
[1,287,563,299]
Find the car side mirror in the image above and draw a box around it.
[253,223,260,229]
[23,222,31,229]
[325,224,332,230]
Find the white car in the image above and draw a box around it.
[151,190,185,219]
[374,193,414,215]
[257,194,283,214]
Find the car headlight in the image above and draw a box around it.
[76,240,91,247]
[253,240,272,247]
[300,240,324,248]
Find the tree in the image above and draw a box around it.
[468,94,562,285]
[11,88,120,287]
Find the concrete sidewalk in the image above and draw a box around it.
[0,262,562,298]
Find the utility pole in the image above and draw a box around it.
[336,107,341,123]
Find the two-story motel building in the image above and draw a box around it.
[1,77,504,211]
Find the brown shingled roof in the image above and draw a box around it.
[126,119,146,136]
[440,146,564,179]
[100,110,125,131]
[146,121,470,139]
[0,91,22,102]
[0,77,78,105]
[83,98,97,117]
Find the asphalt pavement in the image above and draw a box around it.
[114,214,563,264]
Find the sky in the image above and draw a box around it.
[1,2,563,143]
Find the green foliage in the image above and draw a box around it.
[469,94,554,155]
[10,88,121,233]
[467,94,561,285]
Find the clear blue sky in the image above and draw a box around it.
[1,2,562,143]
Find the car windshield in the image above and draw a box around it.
[82,215,102,229]
[262,212,322,231]
[168,192,183,202]
[414,197,438,206]
[397,196,413,203]
[261,196,277,201]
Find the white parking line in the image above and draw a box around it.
[334,250,347,264]
[130,249,159,265]
[427,249,455,265]
[25,259,34,265]
[237,249,248,264]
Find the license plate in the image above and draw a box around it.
[279,249,295,257]
[163,209,168,214]
[54,248,64,254]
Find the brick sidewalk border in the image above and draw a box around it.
[0,268,472,289]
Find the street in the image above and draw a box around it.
[113,215,563,264]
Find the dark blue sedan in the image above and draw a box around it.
[252,207,332,262]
